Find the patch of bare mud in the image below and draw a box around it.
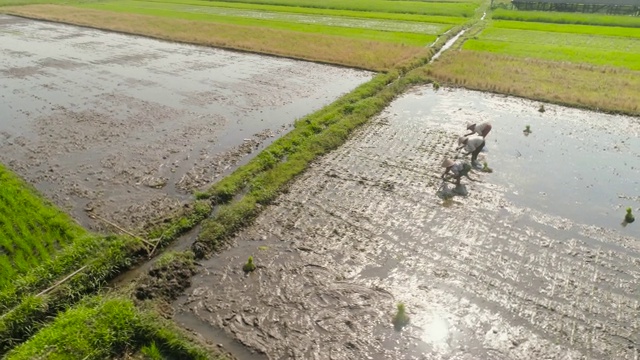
[37,57,85,70]
[1,65,47,78]
[0,15,372,231]
[176,86,640,359]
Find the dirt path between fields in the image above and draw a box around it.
[0,15,372,231]
[175,86,640,359]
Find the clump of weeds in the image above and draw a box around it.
[393,303,410,330]
[523,125,532,135]
[538,104,546,113]
[481,161,493,173]
[243,256,257,273]
[433,81,440,91]
[625,207,635,223]
[141,341,163,360]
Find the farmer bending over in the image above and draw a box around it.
[441,158,474,186]
[465,121,492,139]
[457,135,485,165]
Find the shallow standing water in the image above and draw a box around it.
[0,15,372,230]
[176,86,640,359]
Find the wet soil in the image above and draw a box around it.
[175,86,640,359]
[135,256,198,302]
[0,15,372,231]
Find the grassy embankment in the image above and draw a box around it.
[0,162,217,357]
[1,0,478,70]
[5,295,227,360]
[430,12,640,115]
[0,198,212,357]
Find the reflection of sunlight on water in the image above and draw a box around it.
[422,314,450,345]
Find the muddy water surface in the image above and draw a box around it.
[176,87,640,359]
[0,15,372,230]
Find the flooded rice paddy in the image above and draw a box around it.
[175,87,640,359]
[0,15,372,230]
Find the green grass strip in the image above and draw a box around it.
[92,0,452,35]
[194,65,434,254]
[143,0,468,23]
[491,19,640,38]
[79,1,438,45]
[0,235,142,355]
[492,9,640,28]
[5,295,225,360]
[199,0,479,17]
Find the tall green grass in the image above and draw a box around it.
[492,9,640,28]
[0,165,87,290]
[0,200,212,355]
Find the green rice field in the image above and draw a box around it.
[184,0,482,17]
[74,0,475,47]
[463,19,640,70]
[77,0,439,45]
[492,9,640,27]
[0,165,87,290]
[133,0,472,22]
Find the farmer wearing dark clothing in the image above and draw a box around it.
[457,136,485,165]
[441,158,474,186]
[465,122,492,139]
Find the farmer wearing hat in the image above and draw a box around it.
[457,135,485,165]
[441,158,474,186]
[464,121,492,139]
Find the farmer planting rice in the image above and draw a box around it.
[441,158,475,186]
[464,121,492,139]
[457,135,485,165]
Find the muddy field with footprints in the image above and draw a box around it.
[175,87,640,359]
